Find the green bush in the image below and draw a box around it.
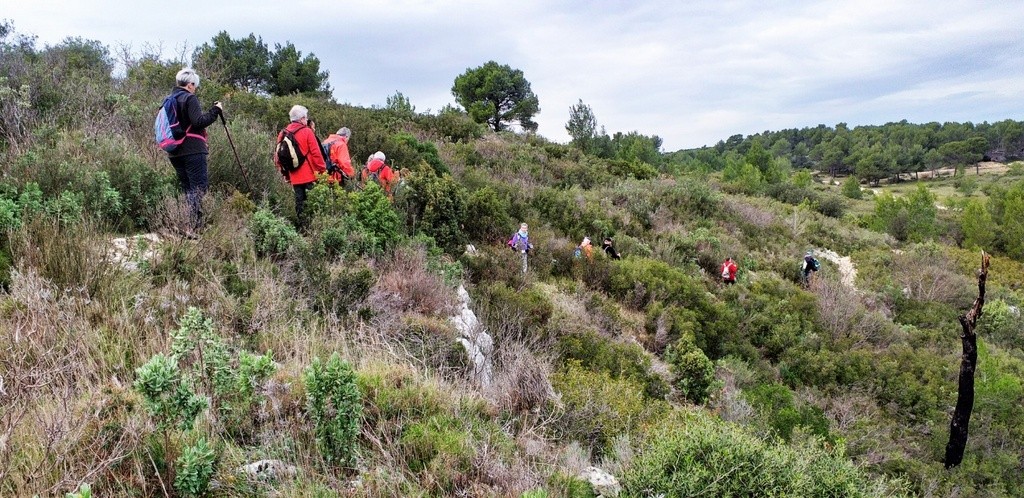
[353,182,403,254]
[743,383,830,442]
[174,437,216,498]
[463,186,514,244]
[621,412,910,497]
[842,176,863,199]
[133,353,207,431]
[665,338,716,404]
[305,352,362,467]
[558,330,669,399]
[250,207,302,257]
[551,360,663,457]
[403,173,468,256]
[475,282,554,342]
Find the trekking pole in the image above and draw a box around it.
[218,111,253,193]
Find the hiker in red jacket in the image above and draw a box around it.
[323,127,354,186]
[275,105,326,226]
[721,257,738,285]
[361,151,398,199]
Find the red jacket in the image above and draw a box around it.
[275,122,326,185]
[363,158,396,187]
[323,134,353,181]
[721,260,737,281]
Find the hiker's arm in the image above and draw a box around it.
[185,94,220,131]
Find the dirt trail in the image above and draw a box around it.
[817,248,858,290]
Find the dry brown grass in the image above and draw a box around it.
[371,245,455,317]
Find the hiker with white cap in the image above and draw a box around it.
[360,150,398,199]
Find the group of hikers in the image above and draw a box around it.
[273,104,400,224]
[509,224,820,286]
[156,67,400,234]
[159,68,825,285]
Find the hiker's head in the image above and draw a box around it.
[176,68,200,90]
[373,151,386,162]
[520,223,528,232]
[582,236,591,246]
[289,105,309,123]
[604,237,612,245]
[337,127,351,138]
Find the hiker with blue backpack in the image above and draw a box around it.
[508,223,534,273]
[155,68,222,235]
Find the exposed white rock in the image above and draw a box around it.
[240,459,297,480]
[580,466,620,497]
[108,233,161,271]
[450,285,493,386]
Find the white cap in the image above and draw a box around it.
[372,151,386,161]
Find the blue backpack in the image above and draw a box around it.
[154,90,188,152]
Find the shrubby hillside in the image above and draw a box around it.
[2,26,1023,497]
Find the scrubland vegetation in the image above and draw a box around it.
[2,24,1024,497]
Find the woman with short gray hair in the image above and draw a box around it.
[163,67,223,236]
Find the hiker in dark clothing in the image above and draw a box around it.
[165,68,222,234]
[602,237,621,260]
[802,250,820,284]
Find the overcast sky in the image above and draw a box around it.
[5,1,1024,151]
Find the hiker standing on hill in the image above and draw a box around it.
[361,151,398,199]
[275,105,326,227]
[602,237,621,260]
[721,256,738,285]
[323,127,354,186]
[802,250,820,285]
[574,236,593,260]
[508,223,534,273]
[165,68,222,235]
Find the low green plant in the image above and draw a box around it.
[65,483,92,498]
[133,353,207,431]
[305,352,362,467]
[174,437,216,497]
[250,207,303,257]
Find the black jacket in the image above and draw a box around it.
[167,87,221,158]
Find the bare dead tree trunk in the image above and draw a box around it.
[943,251,990,469]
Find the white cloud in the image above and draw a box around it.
[5,0,1024,150]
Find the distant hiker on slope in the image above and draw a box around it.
[360,151,398,200]
[275,105,326,228]
[508,223,534,273]
[721,256,738,285]
[802,250,820,285]
[160,67,223,236]
[574,236,593,260]
[322,126,354,186]
[602,237,621,260]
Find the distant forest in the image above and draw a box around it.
[670,120,1024,184]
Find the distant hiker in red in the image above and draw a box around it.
[721,257,738,284]
[275,104,326,226]
[323,127,354,185]
[361,151,398,199]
